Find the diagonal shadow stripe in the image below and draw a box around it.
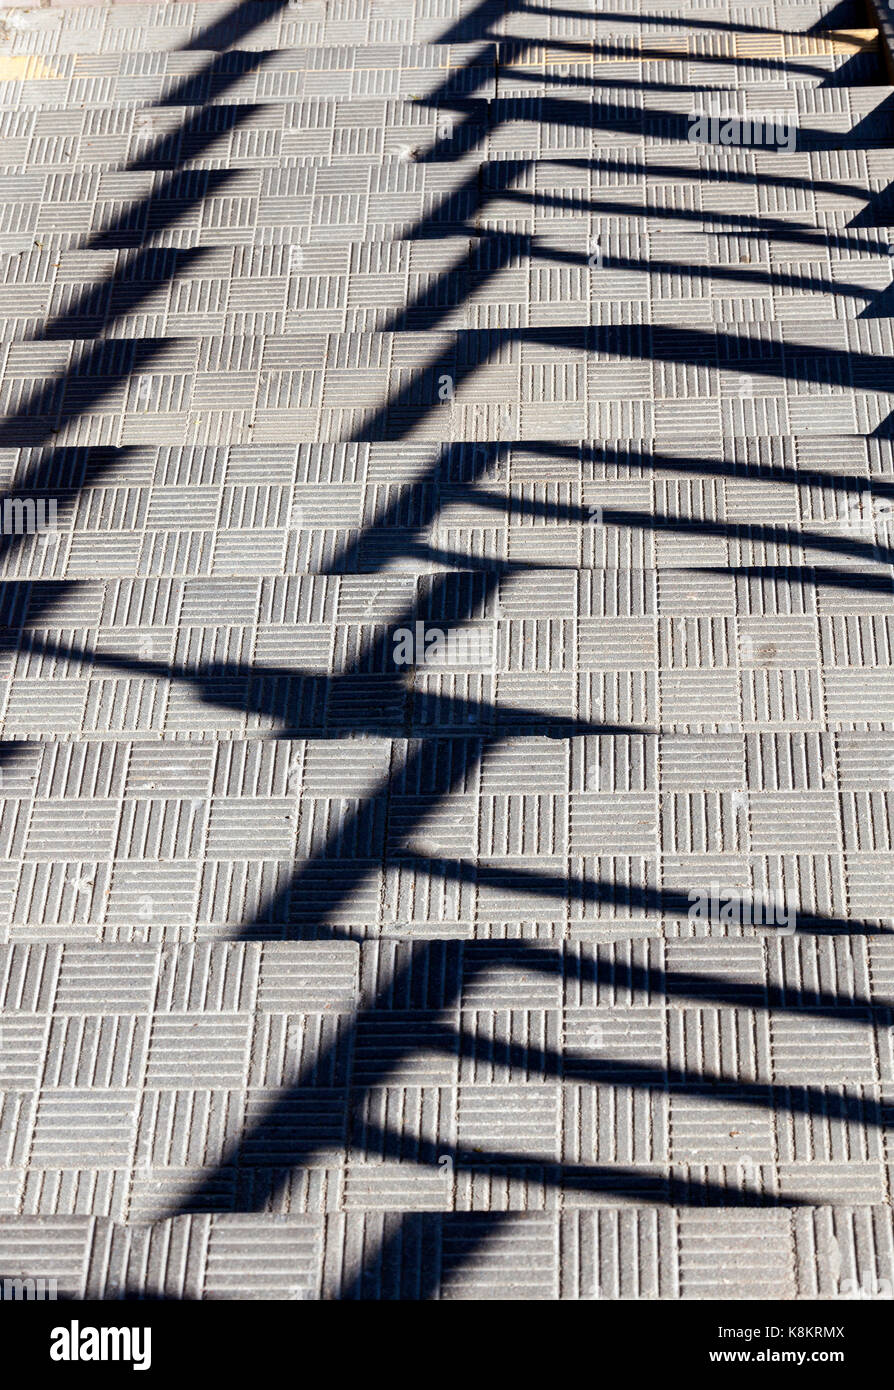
[172,932,888,1218]
[1,0,894,1289]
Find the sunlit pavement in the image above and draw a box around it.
[0,0,893,1299]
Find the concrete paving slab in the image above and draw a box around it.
[0,0,892,1301]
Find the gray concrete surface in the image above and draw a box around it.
[0,0,893,1300]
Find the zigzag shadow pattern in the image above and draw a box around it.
[0,0,893,1300]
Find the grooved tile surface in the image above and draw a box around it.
[0,0,893,1301]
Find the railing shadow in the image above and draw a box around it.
[0,0,892,1299]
